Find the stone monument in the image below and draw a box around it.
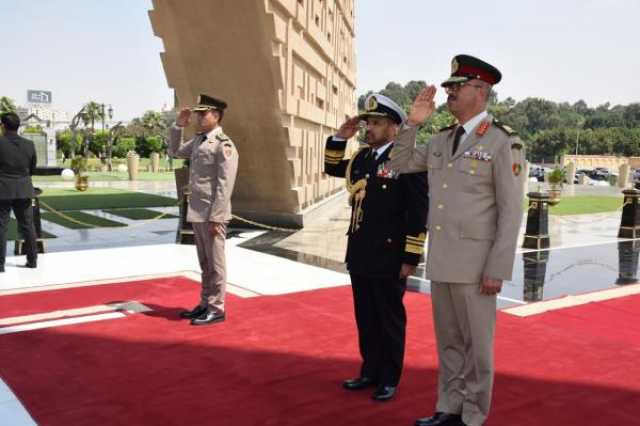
[149,0,357,227]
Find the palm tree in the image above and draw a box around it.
[0,96,17,114]
[79,102,104,157]
[141,111,165,134]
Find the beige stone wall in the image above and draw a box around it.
[562,155,640,170]
[149,0,357,226]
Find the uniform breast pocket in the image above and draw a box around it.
[429,155,444,170]
[195,143,216,165]
[456,159,492,192]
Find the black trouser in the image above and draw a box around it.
[0,198,37,267]
[349,272,407,386]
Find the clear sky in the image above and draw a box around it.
[1,0,638,121]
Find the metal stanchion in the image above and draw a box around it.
[522,192,550,250]
[618,189,640,239]
[174,166,195,245]
[523,250,550,302]
[177,189,195,245]
[14,187,46,255]
[617,240,640,286]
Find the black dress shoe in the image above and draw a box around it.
[0,265,4,273]
[342,376,376,390]
[190,310,225,326]
[372,385,396,401]
[179,305,207,319]
[25,261,37,268]
[415,412,463,426]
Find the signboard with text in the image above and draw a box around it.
[27,90,52,104]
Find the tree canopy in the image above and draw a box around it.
[358,82,640,163]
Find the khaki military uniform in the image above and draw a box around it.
[168,125,239,313]
[389,114,526,426]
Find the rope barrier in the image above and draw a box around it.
[38,199,299,233]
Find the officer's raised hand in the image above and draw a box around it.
[407,85,437,127]
[336,116,361,140]
[176,108,192,127]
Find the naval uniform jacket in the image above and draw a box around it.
[324,137,428,277]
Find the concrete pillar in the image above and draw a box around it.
[618,163,630,188]
[565,162,576,186]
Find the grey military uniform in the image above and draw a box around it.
[168,125,239,312]
[389,114,525,426]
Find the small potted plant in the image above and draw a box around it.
[547,167,567,205]
[70,155,89,191]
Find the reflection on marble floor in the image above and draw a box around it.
[19,183,640,308]
[240,190,640,308]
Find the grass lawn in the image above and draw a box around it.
[104,208,177,220]
[6,218,56,240]
[38,188,177,211]
[40,211,126,229]
[33,171,177,183]
[523,196,623,216]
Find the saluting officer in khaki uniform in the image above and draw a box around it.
[168,94,239,326]
[389,55,526,426]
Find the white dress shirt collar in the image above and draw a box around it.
[459,110,488,144]
[374,141,393,158]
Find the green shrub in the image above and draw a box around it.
[113,137,136,158]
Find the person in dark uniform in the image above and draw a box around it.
[0,112,38,273]
[324,94,429,401]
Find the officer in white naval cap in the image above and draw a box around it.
[324,93,429,402]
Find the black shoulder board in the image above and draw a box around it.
[439,123,456,133]
[493,119,517,136]
[511,141,523,150]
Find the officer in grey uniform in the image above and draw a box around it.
[389,55,526,426]
[168,94,239,326]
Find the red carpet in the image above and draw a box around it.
[0,277,639,426]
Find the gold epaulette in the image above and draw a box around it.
[345,147,370,232]
[216,133,230,142]
[492,119,518,136]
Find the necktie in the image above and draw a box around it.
[452,126,466,156]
